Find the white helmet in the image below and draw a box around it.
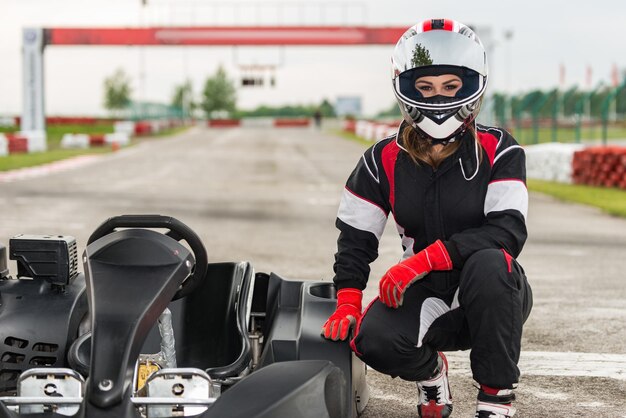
[391,19,488,141]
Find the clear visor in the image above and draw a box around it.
[392,29,487,76]
[395,65,485,110]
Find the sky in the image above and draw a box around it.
[1,0,625,117]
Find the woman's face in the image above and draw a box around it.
[415,74,463,98]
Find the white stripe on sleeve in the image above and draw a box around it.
[484,180,528,220]
[338,188,388,240]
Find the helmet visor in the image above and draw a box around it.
[392,29,487,75]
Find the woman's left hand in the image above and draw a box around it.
[379,240,453,308]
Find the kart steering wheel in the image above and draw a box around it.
[87,215,208,300]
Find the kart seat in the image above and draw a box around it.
[171,261,255,381]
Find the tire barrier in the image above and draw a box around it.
[5,134,29,154]
[572,146,626,189]
[346,119,400,141]
[2,119,184,156]
[61,133,131,149]
[273,118,311,127]
[208,119,241,127]
[524,143,586,184]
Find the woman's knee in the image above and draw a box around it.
[353,311,434,379]
[460,249,521,300]
[354,330,434,379]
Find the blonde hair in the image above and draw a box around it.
[400,124,478,168]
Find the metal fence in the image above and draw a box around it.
[486,79,626,145]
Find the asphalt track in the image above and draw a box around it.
[0,126,624,417]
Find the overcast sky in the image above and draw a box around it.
[1,0,624,116]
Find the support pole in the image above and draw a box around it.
[21,28,47,151]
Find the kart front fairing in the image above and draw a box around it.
[0,215,369,418]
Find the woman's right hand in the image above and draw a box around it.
[321,288,363,341]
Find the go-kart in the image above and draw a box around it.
[0,215,368,418]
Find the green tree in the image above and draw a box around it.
[412,43,433,67]
[201,66,237,118]
[319,99,336,117]
[103,68,132,116]
[172,80,194,118]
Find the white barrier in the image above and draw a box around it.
[0,117,15,127]
[0,134,8,156]
[104,132,130,146]
[525,143,586,184]
[240,118,274,128]
[61,133,90,149]
[114,121,135,136]
[20,130,47,152]
[353,120,398,142]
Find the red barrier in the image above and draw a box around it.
[89,134,106,146]
[572,146,626,189]
[343,119,356,133]
[208,119,241,127]
[273,118,310,127]
[134,121,153,135]
[6,134,28,154]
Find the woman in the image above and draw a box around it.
[322,19,532,418]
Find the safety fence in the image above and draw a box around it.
[489,79,626,145]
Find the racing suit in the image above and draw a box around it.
[333,122,533,389]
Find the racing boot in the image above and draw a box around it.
[416,352,452,418]
[474,385,516,417]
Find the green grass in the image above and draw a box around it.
[528,179,626,218]
[0,148,111,172]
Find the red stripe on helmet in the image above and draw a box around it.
[423,19,454,31]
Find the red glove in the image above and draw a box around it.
[379,240,453,308]
[321,288,363,341]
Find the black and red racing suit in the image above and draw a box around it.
[333,122,533,388]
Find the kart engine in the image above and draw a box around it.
[0,236,88,396]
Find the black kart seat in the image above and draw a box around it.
[156,261,255,381]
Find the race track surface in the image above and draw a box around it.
[0,126,624,417]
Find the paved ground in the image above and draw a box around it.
[0,126,625,417]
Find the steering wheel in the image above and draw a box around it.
[87,215,208,300]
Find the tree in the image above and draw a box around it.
[201,66,237,118]
[411,43,433,67]
[172,80,194,118]
[319,99,336,117]
[103,68,132,116]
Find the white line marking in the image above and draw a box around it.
[445,351,626,381]
[0,155,103,183]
